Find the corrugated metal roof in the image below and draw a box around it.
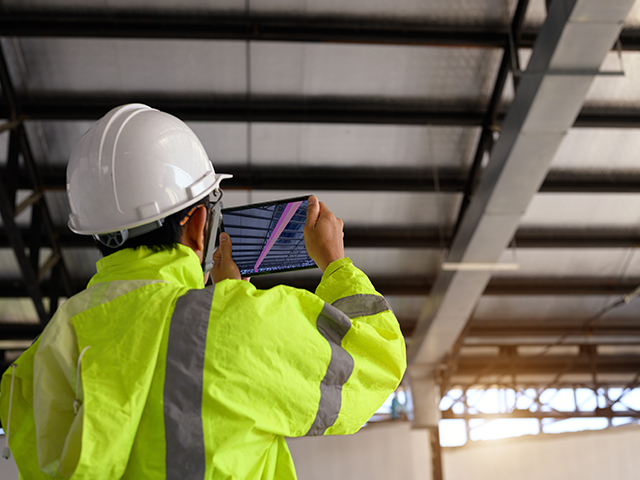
[2,0,640,417]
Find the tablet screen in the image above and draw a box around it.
[221,196,317,276]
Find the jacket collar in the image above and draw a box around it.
[89,244,205,290]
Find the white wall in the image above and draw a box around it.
[288,422,432,480]
[0,435,19,480]
[444,424,640,480]
[289,422,640,480]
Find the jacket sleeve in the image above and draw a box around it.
[0,339,55,480]
[312,257,407,435]
[205,257,406,438]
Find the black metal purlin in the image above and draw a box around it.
[0,322,44,338]
[0,43,49,323]
[465,322,640,339]
[2,12,640,52]
[5,95,639,130]
[15,125,73,297]
[4,128,20,212]
[12,164,640,193]
[0,180,49,321]
[441,409,640,420]
[0,12,515,47]
[453,353,640,376]
[50,262,63,313]
[223,166,467,192]
[9,95,487,125]
[28,196,43,274]
[451,0,530,243]
[3,224,640,250]
[2,95,640,127]
[19,164,468,192]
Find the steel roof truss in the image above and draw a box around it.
[0,43,73,324]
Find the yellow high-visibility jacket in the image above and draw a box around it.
[0,245,406,479]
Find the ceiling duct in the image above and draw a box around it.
[407,0,636,425]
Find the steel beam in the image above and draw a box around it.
[11,165,466,191]
[197,165,467,192]
[485,277,640,295]
[0,41,73,324]
[454,0,530,241]
[0,12,508,46]
[4,128,20,212]
[2,96,640,127]
[5,224,640,250]
[400,320,640,341]
[513,228,640,248]
[0,323,43,340]
[462,322,640,346]
[4,96,485,125]
[441,409,640,419]
[0,42,50,323]
[9,164,640,194]
[466,322,640,338]
[1,11,640,52]
[1,276,638,299]
[0,179,49,321]
[454,354,640,376]
[540,171,640,192]
[0,95,635,129]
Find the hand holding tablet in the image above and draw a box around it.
[303,196,345,273]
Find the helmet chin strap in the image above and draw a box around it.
[202,200,223,275]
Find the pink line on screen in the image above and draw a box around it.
[254,201,303,272]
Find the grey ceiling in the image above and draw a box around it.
[2,0,640,406]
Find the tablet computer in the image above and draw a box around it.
[221,196,317,276]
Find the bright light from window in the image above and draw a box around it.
[468,419,540,441]
[623,389,640,408]
[515,389,536,410]
[439,420,467,447]
[438,389,462,411]
[576,388,597,410]
[546,389,577,412]
[542,417,608,434]
[612,417,635,427]
[471,389,500,414]
[452,401,465,414]
[374,387,640,446]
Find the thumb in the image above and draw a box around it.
[218,232,233,260]
[306,195,320,228]
[211,231,241,282]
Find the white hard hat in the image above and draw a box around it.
[66,104,231,237]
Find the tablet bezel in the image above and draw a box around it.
[220,195,317,277]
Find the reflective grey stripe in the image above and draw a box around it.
[332,294,391,319]
[306,303,355,436]
[164,287,214,480]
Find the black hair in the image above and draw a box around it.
[96,196,209,257]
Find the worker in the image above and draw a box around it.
[0,104,406,479]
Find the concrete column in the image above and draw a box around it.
[408,364,441,428]
[409,427,433,480]
[409,364,443,480]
